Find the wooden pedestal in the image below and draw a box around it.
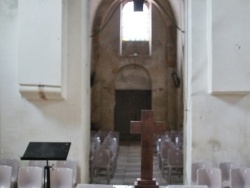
[134,178,159,188]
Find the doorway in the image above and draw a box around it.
[114,90,151,141]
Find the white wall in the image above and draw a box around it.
[0,0,90,182]
[209,0,250,94]
[187,0,250,184]
[18,0,67,100]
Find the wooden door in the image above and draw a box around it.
[115,90,151,141]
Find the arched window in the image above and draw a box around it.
[121,2,151,41]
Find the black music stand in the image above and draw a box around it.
[21,142,71,188]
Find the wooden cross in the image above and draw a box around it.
[130,110,165,187]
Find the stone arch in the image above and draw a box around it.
[114,64,151,90]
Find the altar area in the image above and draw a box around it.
[91,142,168,185]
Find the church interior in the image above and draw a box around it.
[1,0,250,187]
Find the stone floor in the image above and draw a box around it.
[91,142,170,185]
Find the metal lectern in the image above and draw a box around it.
[21,142,71,188]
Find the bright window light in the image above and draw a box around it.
[121,2,150,41]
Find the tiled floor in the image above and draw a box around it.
[91,142,168,185]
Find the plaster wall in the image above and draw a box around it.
[209,0,250,94]
[0,0,90,182]
[189,0,250,183]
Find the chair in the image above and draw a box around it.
[50,167,73,188]
[160,141,172,177]
[18,166,43,188]
[167,147,183,184]
[192,162,213,184]
[157,136,172,169]
[174,132,183,148]
[91,136,101,151]
[107,131,120,144]
[170,130,178,143]
[76,184,114,188]
[94,131,108,143]
[90,147,112,184]
[29,160,47,168]
[230,168,250,188]
[103,137,118,156]
[102,138,118,173]
[55,160,78,186]
[219,162,241,188]
[166,186,209,188]
[28,160,48,186]
[153,134,161,153]
[0,158,19,188]
[90,137,101,166]
[0,165,12,188]
[197,168,222,188]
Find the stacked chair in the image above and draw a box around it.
[192,161,249,188]
[90,130,119,184]
[156,131,183,184]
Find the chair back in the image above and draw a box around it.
[102,141,118,159]
[18,166,43,188]
[91,137,101,150]
[161,141,171,160]
[219,162,241,187]
[28,160,47,184]
[0,165,12,188]
[56,160,77,186]
[0,158,19,184]
[197,168,222,188]
[50,167,73,188]
[156,134,170,154]
[29,160,47,168]
[107,131,119,142]
[93,147,111,167]
[192,162,213,184]
[95,131,108,143]
[230,168,250,188]
[168,148,183,166]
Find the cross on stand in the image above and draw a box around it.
[130,110,165,188]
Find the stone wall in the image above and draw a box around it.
[90,0,181,131]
